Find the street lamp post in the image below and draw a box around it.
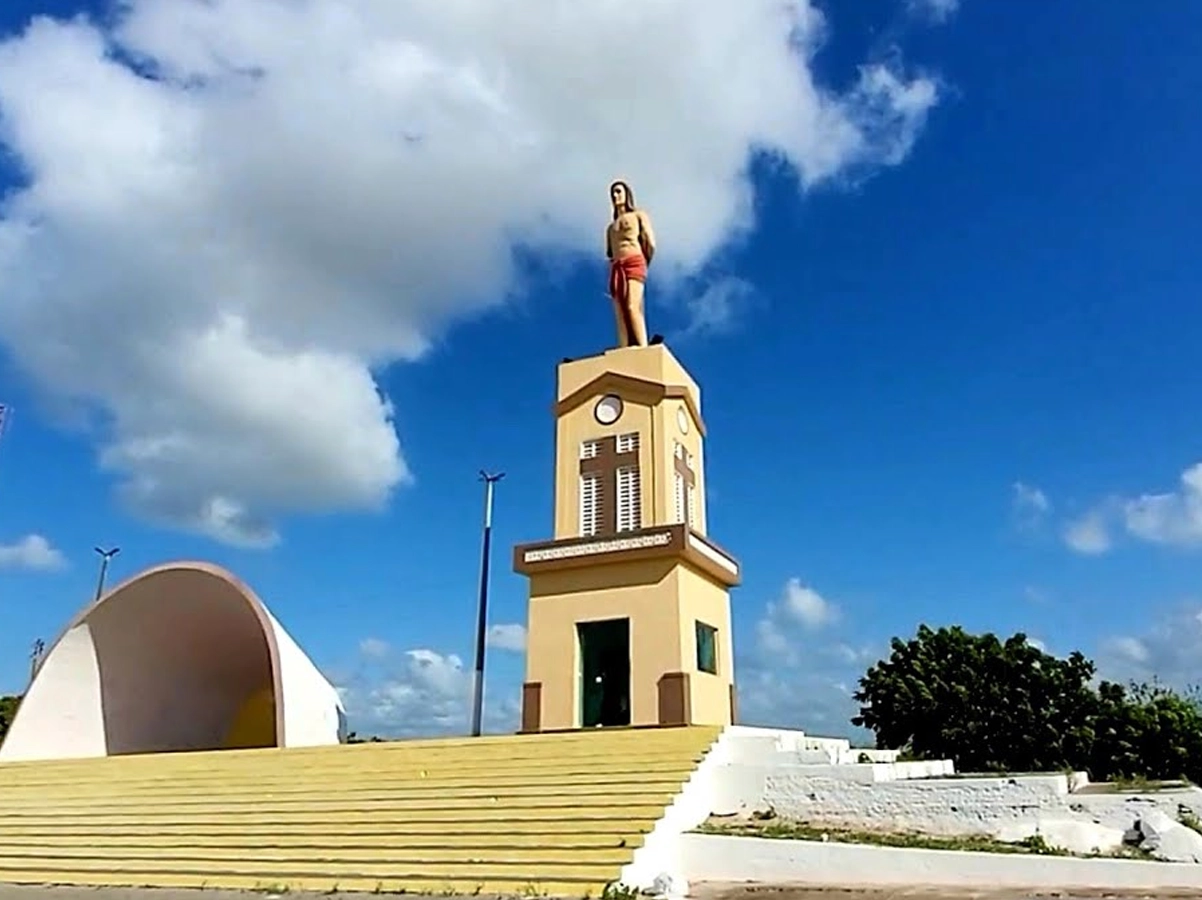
[28,638,44,683]
[470,471,505,737]
[93,546,120,603]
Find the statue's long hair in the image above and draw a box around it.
[610,180,636,219]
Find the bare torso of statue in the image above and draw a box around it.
[608,212,644,260]
[605,180,657,348]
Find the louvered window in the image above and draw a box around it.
[581,439,600,460]
[674,470,687,524]
[687,481,698,528]
[579,472,600,536]
[615,465,642,532]
[617,432,639,453]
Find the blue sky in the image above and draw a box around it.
[1,0,1200,737]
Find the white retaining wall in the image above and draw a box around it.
[621,726,940,891]
[727,767,1202,838]
[701,726,1202,838]
[741,772,1073,835]
[680,833,1202,890]
[1071,790,1202,833]
[629,725,1202,893]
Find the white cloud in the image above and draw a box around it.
[1063,462,1202,556]
[677,277,756,339]
[0,1,940,546]
[1121,462,1202,548]
[744,578,870,738]
[485,623,526,653]
[1098,605,1202,690]
[1063,509,1113,555]
[1013,481,1051,514]
[1012,481,1051,530]
[756,578,840,664]
[909,0,960,23]
[337,643,519,738]
[1023,585,1052,604]
[357,637,390,659]
[832,642,877,666]
[738,666,866,738]
[1102,636,1150,666]
[0,534,67,571]
[782,579,840,628]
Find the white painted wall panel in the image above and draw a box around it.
[0,624,105,761]
[265,608,345,747]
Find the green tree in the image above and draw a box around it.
[1090,679,1202,783]
[852,625,1098,773]
[0,694,21,743]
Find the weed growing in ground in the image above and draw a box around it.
[1180,809,1202,835]
[600,883,641,900]
[696,817,1071,856]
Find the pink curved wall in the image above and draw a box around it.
[1,562,286,761]
[88,567,278,754]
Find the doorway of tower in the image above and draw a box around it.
[578,618,631,728]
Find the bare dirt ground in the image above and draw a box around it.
[694,886,1202,900]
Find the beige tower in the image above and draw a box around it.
[514,344,740,732]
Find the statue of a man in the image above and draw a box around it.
[605,180,657,348]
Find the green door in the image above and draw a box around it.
[578,618,631,728]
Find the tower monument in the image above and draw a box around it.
[514,186,740,731]
[514,345,741,731]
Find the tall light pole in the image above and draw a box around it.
[28,638,44,683]
[93,546,120,603]
[470,471,504,737]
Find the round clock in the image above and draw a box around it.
[594,394,623,425]
[677,406,690,434]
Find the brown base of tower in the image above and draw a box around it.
[520,674,737,733]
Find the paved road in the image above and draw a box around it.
[4,886,1202,900]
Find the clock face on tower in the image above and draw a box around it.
[594,394,624,425]
[677,406,690,434]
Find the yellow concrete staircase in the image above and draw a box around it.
[0,725,721,896]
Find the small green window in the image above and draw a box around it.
[695,621,718,675]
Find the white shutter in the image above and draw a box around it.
[581,440,600,459]
[691,445,705,532]
[616,465,642,532]
[617,432,639,454]
[687,482,698,529]
[674,470,687,524]
[579,472,600,536]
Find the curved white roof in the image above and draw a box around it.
[0,560,344,762]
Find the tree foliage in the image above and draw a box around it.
[853,625,1202,782]
[1090,679,1202,782]
[0,694,21,743]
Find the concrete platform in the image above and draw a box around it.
[0,726,721,896]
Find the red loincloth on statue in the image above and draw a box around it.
[608,253,647,304]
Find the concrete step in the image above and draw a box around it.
[0,760,701,791]
[0,869,612,896]
[2,805,676,824]
[0,833,649,851]
[0,725,722,896]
